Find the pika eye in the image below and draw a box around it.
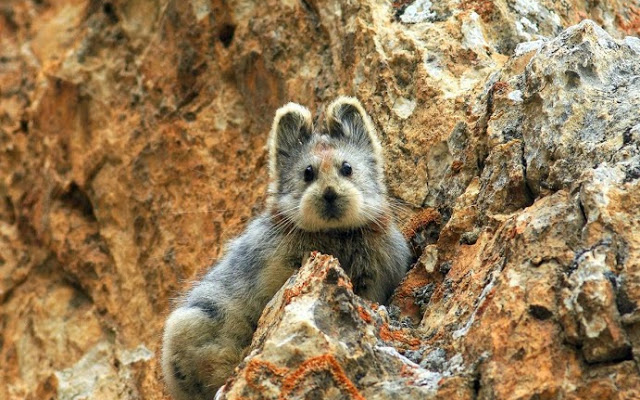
[340,161,352,177]
[304,165,315,182]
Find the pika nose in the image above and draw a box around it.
[323,187,338,203]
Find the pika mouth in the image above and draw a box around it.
[321,204,344,220]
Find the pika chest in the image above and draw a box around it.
[279,229,382,277]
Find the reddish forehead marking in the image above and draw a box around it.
[313,141,335,173]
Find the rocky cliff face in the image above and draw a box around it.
[1,0,639,399]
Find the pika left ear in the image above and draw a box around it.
[325,96,383,161]
[268,102,313,183]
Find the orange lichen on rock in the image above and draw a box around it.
[460,0,495,21]
[283,254,354,305]
[492,81,510,95]
[399,364,413,378]
[282,279,312,305]
[241,354,367,399]
[337,276,354,291]
[379,324,421,349]
[357,305,374,324]
[280,355,365,400]
[389,265,432,323]
[615,6,640,35]
[244,359,288,392]
[401,208,441,240]
[451,160,464,173]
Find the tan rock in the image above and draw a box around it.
[219,253,461,400]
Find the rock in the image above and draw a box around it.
[2,0,640,398]
[55,341,154,400]
[411,19,640,399]
[559,244,631,363]
[480,20,640,199]
[218,253,471,400]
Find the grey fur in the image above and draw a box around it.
[162,97,411,400]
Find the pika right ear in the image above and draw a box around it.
[325,96,383,161]
[268,103,313,182]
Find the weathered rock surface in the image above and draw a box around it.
[399,18,640,400]
[219,253,467,400]
[1,0,640,399]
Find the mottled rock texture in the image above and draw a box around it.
[219,253,456,400]
[1,0,639,399]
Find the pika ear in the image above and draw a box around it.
[325,96,383,160]
[268,102,313,182]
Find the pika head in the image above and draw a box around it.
[267,96,388,232]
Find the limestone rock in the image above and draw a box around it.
[398,18,640,399]
[218,253,471,400]
[480,20,640,199]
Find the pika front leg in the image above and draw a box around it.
[358,229,412,305]
[350,253,407,305]
[356,274,392,305]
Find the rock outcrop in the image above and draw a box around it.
[219,253,457,400]
[1,0,639,399]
